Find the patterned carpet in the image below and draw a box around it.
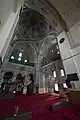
[0,93,80,120]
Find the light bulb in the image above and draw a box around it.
[19,52,22,57]
[13,91,16,94]
[57,51,60,54]
[11,56,14,59]
[52,50,53,52]
[24,60,27,63]
[18,57,21,61]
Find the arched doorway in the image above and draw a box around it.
[3,71,13,83]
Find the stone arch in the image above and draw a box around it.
[11,39,37,54]
[3,71,14,81]
[9,40,37,61]
[39,35,57,60]
[9,40,37,65]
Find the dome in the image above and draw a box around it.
[17,9,49,40]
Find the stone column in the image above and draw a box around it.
[57,31,78,89]
[56,70,65,97]
[0,44,13,81]
[49,77,55,95]
[55,60,65,97]
[35,55,40,93]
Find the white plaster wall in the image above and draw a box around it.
[63,58,77,74]
[70,21,80,87]
[69,21,80,48]
[0,0,13,31]
[0,0,23,60]
[71,46,80,83]
[57,30,80,88]
[0,10,19,60]
[57,31,78,74]
[70,21,80,84]
[71,46,80,56]
[48,0,80,29]
[0,0,24,31]
[57,31,72,61]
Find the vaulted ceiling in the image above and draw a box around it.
[3,0,80,66]
[11,0,65,57]
[48,0,80,29]
[1,0,80,32]
[13,0,80,29]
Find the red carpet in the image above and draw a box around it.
[0,93,80,120]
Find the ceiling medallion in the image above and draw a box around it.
[17,9,49,41]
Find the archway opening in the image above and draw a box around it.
[3,72,13,82]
